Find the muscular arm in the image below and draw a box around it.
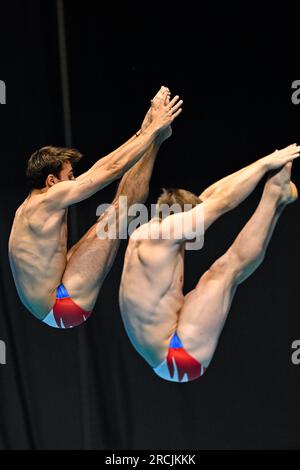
[199,167,245,201]
[44,123,159,210]
[43,90,182,211]
[162,144,300,242]
[199,144,300,201]
[76,131,142,181]
[75,86,169,182]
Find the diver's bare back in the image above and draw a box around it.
[119,221,185,366]
[9,194,67,319]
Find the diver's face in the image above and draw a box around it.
[58,162,75,181]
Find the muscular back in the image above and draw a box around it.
[9,193,68,318]
[119,220,185,361]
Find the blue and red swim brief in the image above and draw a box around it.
[153,332,206,382]
[42,284,91,329]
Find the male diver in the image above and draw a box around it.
[119,145,299,382]
[9,87,182,328]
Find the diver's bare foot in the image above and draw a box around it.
[266,162,298,206]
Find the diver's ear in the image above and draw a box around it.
[45,174,57,188]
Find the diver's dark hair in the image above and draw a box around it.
[26,146,82,189]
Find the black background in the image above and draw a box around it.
[0,1,300,450]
